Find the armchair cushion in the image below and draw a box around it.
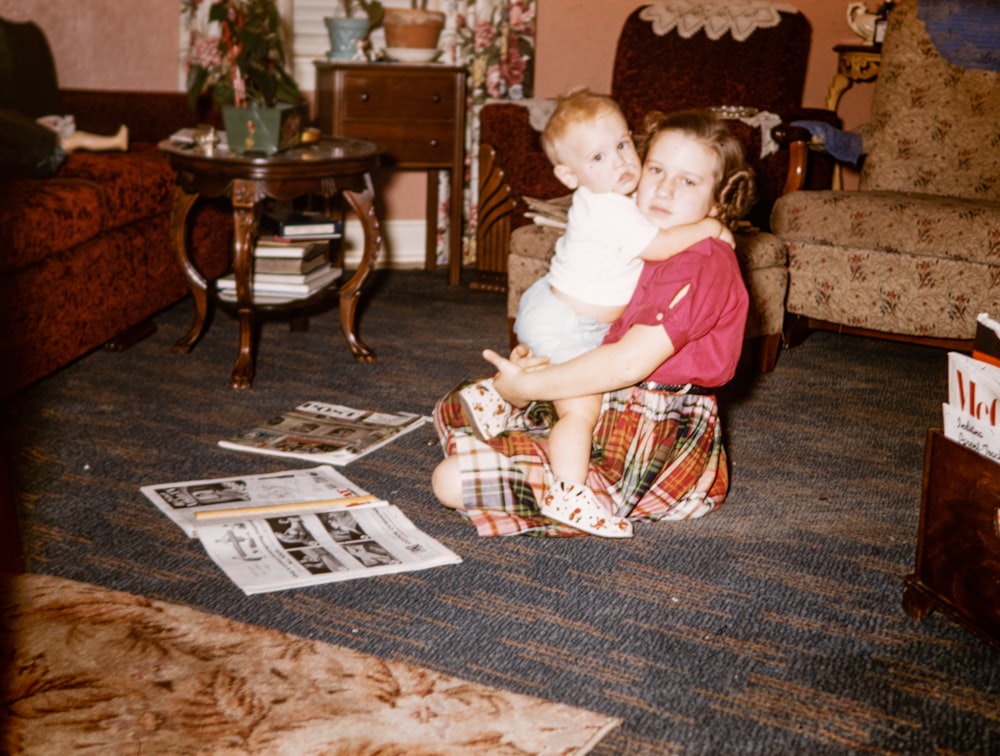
[775,191,1000,338]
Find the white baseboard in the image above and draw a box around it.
[340,218,431,270]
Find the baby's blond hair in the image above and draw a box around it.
[541,89,624,166]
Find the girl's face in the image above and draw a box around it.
[636,130,720,230]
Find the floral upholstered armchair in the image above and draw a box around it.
[474,1,837,373]
[772,0,1000,350]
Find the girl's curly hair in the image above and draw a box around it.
[635,109,757,228]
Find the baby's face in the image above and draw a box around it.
[554,110,639,195]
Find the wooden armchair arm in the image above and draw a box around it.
[772,123,812,195]
[472,143,518,292]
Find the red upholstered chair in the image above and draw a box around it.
[473,2,837,372]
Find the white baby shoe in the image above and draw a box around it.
[540,479,633,538]
[457,378,512,440]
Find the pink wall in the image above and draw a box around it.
[0,0,180,91]
[1,0,875,209]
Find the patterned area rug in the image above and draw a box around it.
[1,573,620,755]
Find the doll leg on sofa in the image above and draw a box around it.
[36,115,128,153]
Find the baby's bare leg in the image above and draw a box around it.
[548,394,603,484]
[541,393,632,537]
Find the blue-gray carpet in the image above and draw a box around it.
[4,269,998,754]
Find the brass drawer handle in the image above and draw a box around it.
[429,138,439,148]
[360,92,370,102]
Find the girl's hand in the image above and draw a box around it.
[482,349,533,407]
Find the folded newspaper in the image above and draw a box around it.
[140,465,461,594]
[218,401,428,466]
[524,194,571,229]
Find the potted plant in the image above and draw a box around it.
[383,1,446,57]
[324,0,384,60]
[184,0,305,153]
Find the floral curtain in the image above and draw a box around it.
[440,0,537,267]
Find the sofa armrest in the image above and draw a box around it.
[59,89,221,144]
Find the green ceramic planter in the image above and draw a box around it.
[324,17,370,60]
[222,103,304,155]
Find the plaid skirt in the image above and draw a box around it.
[433,382,729,537]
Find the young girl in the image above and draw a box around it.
[459,91,727,538]
[432,109,755,537]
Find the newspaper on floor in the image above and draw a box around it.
[140,465,461,594]
[140,465,375,538]
[217,401,429,466]
[198,502,462,594]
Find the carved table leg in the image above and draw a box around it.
[902,577,935,621]
[170,187,209,354]
[339,174,382,363]
[229,179,261,389]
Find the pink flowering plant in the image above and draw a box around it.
[184,0,301,109]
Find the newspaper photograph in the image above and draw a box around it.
[140,465,377,537]
[195,505,462,594]
[217,401,429,466]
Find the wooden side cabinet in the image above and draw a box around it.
[314,61,467,285]
[903,429,1000,650]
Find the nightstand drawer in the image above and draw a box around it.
[340,75,458,121]
[314,60,467,285]
[338,121,455,165]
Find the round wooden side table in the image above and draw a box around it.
[159,136,383,389]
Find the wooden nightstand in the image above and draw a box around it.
[315,61,467,285]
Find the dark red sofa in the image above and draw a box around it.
[0,19,232,397]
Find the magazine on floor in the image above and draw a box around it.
[218,401,429,466]
[942,347,1000,463]
[139,465,462,593]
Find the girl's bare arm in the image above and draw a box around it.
[485,323,675,406]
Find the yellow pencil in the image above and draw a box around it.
[194,494,379,521]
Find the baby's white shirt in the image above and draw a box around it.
[547,186,660,307]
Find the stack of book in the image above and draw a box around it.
[217,211,344,304]
[943,312,1000,463]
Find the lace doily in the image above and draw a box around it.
[639,1,799,42]
[733,110,781,157]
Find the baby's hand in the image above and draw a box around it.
[509,343,550,372]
